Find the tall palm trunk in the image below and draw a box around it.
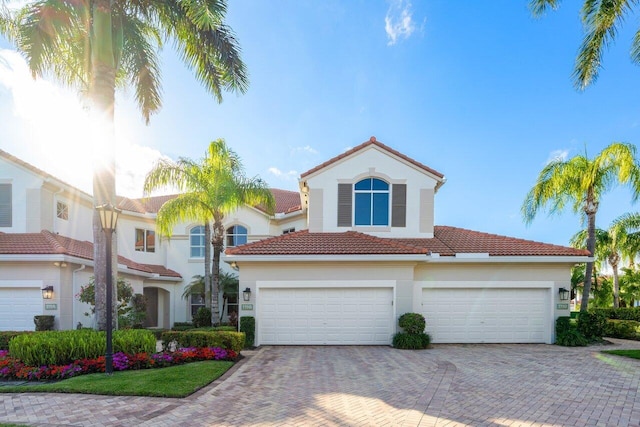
[204,223,212,309]
[610,254,621,308]
[211,212,225,325]
[581,199,598,312]
[90,0,117,331]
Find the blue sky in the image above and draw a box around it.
[2,0,640,247]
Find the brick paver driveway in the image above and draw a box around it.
[2,339,640,426]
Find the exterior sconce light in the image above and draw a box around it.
[230,261,239,271]
[42,286,54,299]
[558,287,570,301]
[242,287,251,302]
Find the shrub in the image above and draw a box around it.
[76,276,134,317]
[34,315,55,331]
[577,311,607,341]
[555,329,589,347]
[593,307,640,322]
[193,326,237,332]
[192,307,212,328]
[555,316,572,335]
[398,313,426,335]
[239,316,255,348]
[0,331,31,350]
[604,319,640,340]
[9,329,156,366]
[392,332,430,349]
[172,322,194,331]
[160,331,245,353]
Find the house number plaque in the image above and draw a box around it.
[45,303,57,310]
[556,303,569,310]
[241,304,253,310]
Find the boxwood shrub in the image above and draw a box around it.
[577,311,607,341]
[392,332,430,349]
[555,316,588,347]
[398,313,426,335]
[160,330,245,353]
[239,316,255,348]
[9,329,156,366]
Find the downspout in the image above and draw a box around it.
[72,264,86,328]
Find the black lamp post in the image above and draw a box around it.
[96,203,121,375]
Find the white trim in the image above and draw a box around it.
[224,254,427,263]
[257,280,396,289]
[427,255,591,263]
[419,280,553,289]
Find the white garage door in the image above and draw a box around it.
[260,287,394,345]
[421,288,549,343]
[0,287,42,331]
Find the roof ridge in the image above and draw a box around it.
[41,230,67,254]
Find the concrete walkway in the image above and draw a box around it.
[2,339,640,426]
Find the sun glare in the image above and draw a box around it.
[0,49,166,198]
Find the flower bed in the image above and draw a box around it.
[0,347,237,381]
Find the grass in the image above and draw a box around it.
[601,349,640,360]
[0,360,233,398]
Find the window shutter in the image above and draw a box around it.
[0,184,11,227]
[391,184,406,227]
[337,183,352,227]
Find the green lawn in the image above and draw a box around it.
[601,349,640,360]
[0,360,233,398]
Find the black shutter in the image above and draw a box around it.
[391,184,406,227]
[337,183,352,227]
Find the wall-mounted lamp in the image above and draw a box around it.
[230,261,239,271]
[242,287,251,302]
[558,287,570,301]
[53,262,67,268]
[42,286,54,299]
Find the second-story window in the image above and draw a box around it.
[190,225,206,258]
[135,228,155,252]
[354,178,389,226]
[56,201,68,220]
[226,225,247,247]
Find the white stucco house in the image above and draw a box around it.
[0,138,589,344]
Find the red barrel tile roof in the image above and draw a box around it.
[0,231,181,278]
[225,226,589,257]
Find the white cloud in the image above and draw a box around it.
[290,145,318,155]
[546,149,569,164]
[268,167,298,181]
[384,0,417,46]
[0,49,168,198]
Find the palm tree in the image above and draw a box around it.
[530,0,640,89]
[522,142,640,311]
[182,271,238,323]
[143,139,274,324]
[0,0,248,330]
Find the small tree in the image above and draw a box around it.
[76,276,134,322]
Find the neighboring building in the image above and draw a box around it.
[0,138,589,344]
[0,149,303,331]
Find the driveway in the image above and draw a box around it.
[2,340,640,426]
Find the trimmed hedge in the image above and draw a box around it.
[577,311,607,341]
[604,319,640,340]
[392,332,430,349]
[398,313,426,335]
[160,331,245,353]
[0,331,32,350]
[593,307,640,322]
[9,329,156,366]
[239,316,255,348]
[555,316,588,346]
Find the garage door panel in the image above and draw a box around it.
[422,288,549,344]
[0,288,42,331]
[259,287,393,345]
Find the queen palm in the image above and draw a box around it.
[144,139,274,324]
[530,0,640,89]
[570,212,640,308]
[0,0,248,329]
[522,142,640,311]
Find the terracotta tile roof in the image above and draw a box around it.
[225,230,429,255]
[225,226,589,257]
[300,136,445,180]
[0,231,181,278]
[122,188,302,216]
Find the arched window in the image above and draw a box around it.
[226,225,248,247]
[354,178,389,226]
[190,226,206,258]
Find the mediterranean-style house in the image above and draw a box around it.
[0,138,590,344]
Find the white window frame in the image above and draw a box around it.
[135,228,155,253]
[190,225,206,258]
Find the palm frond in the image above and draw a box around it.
[529,0,562,18]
